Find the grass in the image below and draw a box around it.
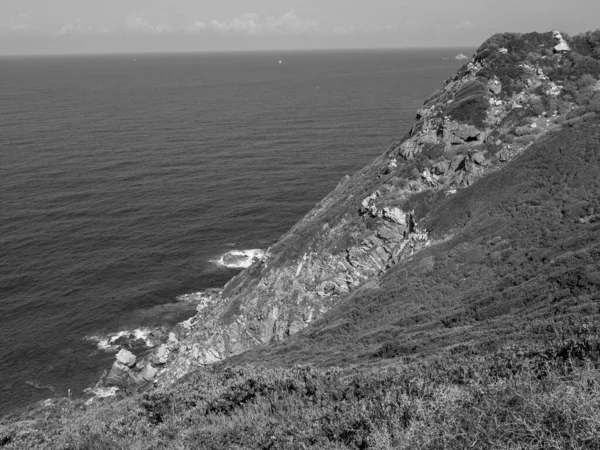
[3,326,600,449]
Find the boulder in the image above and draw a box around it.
[141,364,158,382]
[116,349,136,367]
[151,344,170,365]
[105,362,130,387]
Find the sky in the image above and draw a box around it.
[1,0,599,55]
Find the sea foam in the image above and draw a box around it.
[86,328,155,352]
[214,249,264,269]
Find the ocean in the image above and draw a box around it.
[0,48,469,416]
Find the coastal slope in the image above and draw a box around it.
[154,30,600,384]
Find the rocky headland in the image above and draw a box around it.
[93,29,600,395]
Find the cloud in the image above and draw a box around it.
[124,15,173,34]
[125,15,156,33]
[453,20,475,30]
[207,10,319,36]
[0,14,31,35]
[188,20,206,33]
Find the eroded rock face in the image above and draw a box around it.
[154,32,584,386]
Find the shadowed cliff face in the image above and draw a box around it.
[149,31,600,385]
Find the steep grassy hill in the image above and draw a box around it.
[2,30,600,450]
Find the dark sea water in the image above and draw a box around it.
[0,48,469,415]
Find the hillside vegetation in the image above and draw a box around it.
[2,31,600,450]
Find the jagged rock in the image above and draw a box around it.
[443,121,484,144]
[472,152,486,165]
[432,160,450,175]
[464,158,486,177]
[449,155,465,172]
[553,30,571,53]
[455,53,469,60]
[361,192,379,215]
[382,207,406,225]
[105,362,130,387]
[151,345,170,365]
[116,349,136,367]
[377,224,400,242]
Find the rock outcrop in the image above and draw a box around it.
[553,30,571,53]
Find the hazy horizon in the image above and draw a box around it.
[0,40,478,58]
[1,0,599,56]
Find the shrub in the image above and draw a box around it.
[569,29,600,59]
[445,81,489,129]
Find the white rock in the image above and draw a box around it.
[553,31,571,53]
[382,207,406,225]
[499,48,508,54]
[116,349,136,367]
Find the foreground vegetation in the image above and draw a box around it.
[2,319,600,449]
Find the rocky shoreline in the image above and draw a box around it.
[81,289,223,404]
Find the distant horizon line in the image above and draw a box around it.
[0,44,479,58]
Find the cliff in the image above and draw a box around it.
[3,30,600,449]
[137,30,600,385]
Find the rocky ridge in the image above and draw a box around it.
[95,30,600,393]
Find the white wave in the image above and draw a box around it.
[213,249,264,269]
[86,327,155,352]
